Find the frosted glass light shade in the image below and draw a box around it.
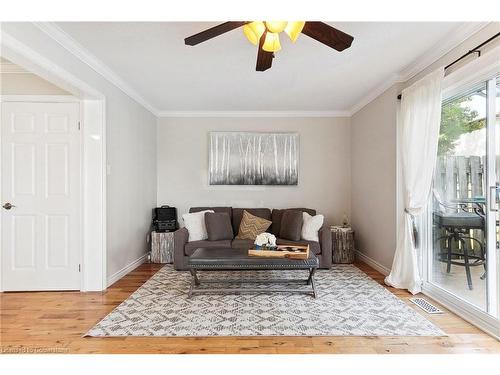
[284,21,305,42]
[243,21,266,45]
[265,21,288,33]
[262,32,281,52]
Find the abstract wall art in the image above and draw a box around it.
[209,132,299,185]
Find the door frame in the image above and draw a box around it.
[0,33,107,292]
[419,46,500,339]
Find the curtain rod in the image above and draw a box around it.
[397,31,500,100]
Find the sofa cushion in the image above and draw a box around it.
[231,239,255,249]
[276,238,321,255]
[232,208,271,234]
[182,210,214,242]
[190,206,232,220]
[235,210,272,240]
[279,210,303,241]
[270,209,284,235]
[301,212,324,242]
[271,208,316,235]
[205,212,233,241]
[184,240,232,256]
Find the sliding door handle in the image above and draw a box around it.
[490,186,499,212]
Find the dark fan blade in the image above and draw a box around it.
[301,22,354,51]
[256,31,274,71]
[185,21,248,45]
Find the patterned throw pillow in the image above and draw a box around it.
[236,210,272,240]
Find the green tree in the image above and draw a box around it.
[438,96,485,155]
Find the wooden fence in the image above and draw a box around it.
[434,155,500,252]
[434,155,485,202]
[434,155,500,202]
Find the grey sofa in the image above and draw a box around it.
[173,207,332,270]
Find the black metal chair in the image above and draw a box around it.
[433,192,486,290]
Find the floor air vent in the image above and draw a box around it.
[409,298,443,314]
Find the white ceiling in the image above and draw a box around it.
[54,22,472,113]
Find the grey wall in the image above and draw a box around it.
[105,94,156,277]
[1,23,157,280]
[350,84,400,270]
[157,117,351,225]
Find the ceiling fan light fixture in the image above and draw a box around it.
[262,32,281,52]
[284,21,305,42]
[185,21,354,72]
[243,21,266,45]
[265,21,288,33]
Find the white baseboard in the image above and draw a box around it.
[355,250,391,276]
[106,253,148,287]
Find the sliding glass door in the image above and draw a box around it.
[431,83,488,309]
[427,74,499,319]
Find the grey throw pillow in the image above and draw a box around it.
[270,209,285,235]
[205,212,234,241]
[279,210,303,241]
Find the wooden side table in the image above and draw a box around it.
[150,231,174,263]
[331,226,355,264]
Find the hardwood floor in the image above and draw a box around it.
[1,260,499,354]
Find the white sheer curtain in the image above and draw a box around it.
[385,68,444,295]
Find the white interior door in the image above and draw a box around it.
[1,101,81,291]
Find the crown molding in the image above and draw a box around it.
[21,23,349,118]
[157,110,351,118]
[29,21,492,119]
[349,22,491,116]
[1,31,104,100]
[33,22,159,116]
[348,73,404,116]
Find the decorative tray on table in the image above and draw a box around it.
[248,245,310,259]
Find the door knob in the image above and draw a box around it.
[2,203,16,210]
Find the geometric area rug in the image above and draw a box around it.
[86,265,445,337]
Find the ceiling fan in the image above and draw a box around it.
[184,21,354,72]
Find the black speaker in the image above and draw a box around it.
[153,206,177,232]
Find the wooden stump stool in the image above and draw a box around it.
[151,231,174,263]
[331,226,355,264]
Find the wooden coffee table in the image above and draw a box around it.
[187,247,319,298]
